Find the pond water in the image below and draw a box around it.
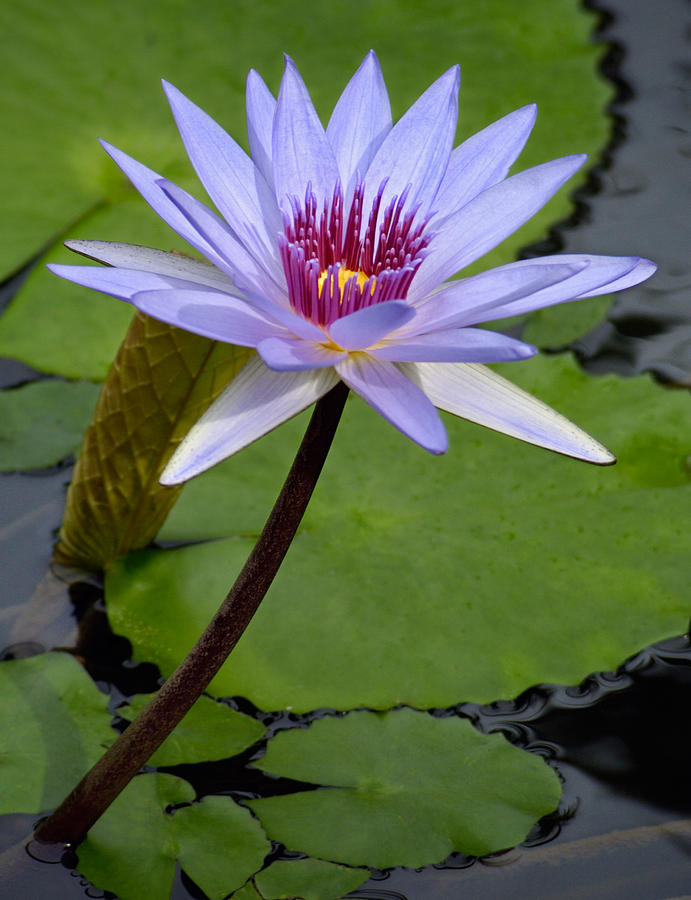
[0,0,689,897]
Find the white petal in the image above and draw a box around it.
[401,361,615,464]
[160,355,339,484]
[64,240,236,291]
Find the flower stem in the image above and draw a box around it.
[34,381,349,846]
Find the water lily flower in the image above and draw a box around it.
[50,52,655,484]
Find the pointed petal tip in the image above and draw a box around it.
[158,467,184,486]
[520,102,538,123]
[588,446,617,466]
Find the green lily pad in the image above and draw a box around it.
[0,652,115,814]
[78,776,270,900]
[120,693,265,766]
[253,858,369,900]
[0,0,610,378]
[248,709,561,867]
[173,796,271,900]
[107,354,690,712]
[0,379,100,472]
[232,884,264,900]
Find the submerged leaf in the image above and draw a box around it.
[0,652,114,814]
[0,379,100,472]
[119,693,265,766]
[249,709,561,867]
[53,310,251,571]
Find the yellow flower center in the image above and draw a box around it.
[318,267,376,300]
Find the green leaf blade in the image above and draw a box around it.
[119,694,265,766]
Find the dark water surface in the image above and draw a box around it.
[0,0,689,897]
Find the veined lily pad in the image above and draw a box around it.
[78,776,270,900]
[0,652,114,814]
[253,858,369,900]
[108,354,690,712]
[248,709,561,866]
[119,693,265,766]
[0,379,99,472]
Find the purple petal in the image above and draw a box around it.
[326,51,392,199]
[401,361,614,464]
[47,263,222,302]
[406,261,587,333]
[272,57,340,208]
[100,140,238,274]
[335,355,447,454]
[158,178,285,302]
[361,65,460,223]
[246,69,277,188]
[133,289,282,346]
[571,256,657,298]
[431,105,537,221]
[328,301,415,350]
[258,336,347,371]
[410,154,587,300]
[160,356,339,483]
[63,240,236,291]
[369,328,536,363]
[471,255,656,324]
[162,80,282,262]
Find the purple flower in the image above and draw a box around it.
[50,52,655,484]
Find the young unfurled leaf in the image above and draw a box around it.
[54,310,251,571]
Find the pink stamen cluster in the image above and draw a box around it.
[279,180,431,327]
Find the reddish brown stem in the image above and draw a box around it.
[34,382,349,846]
